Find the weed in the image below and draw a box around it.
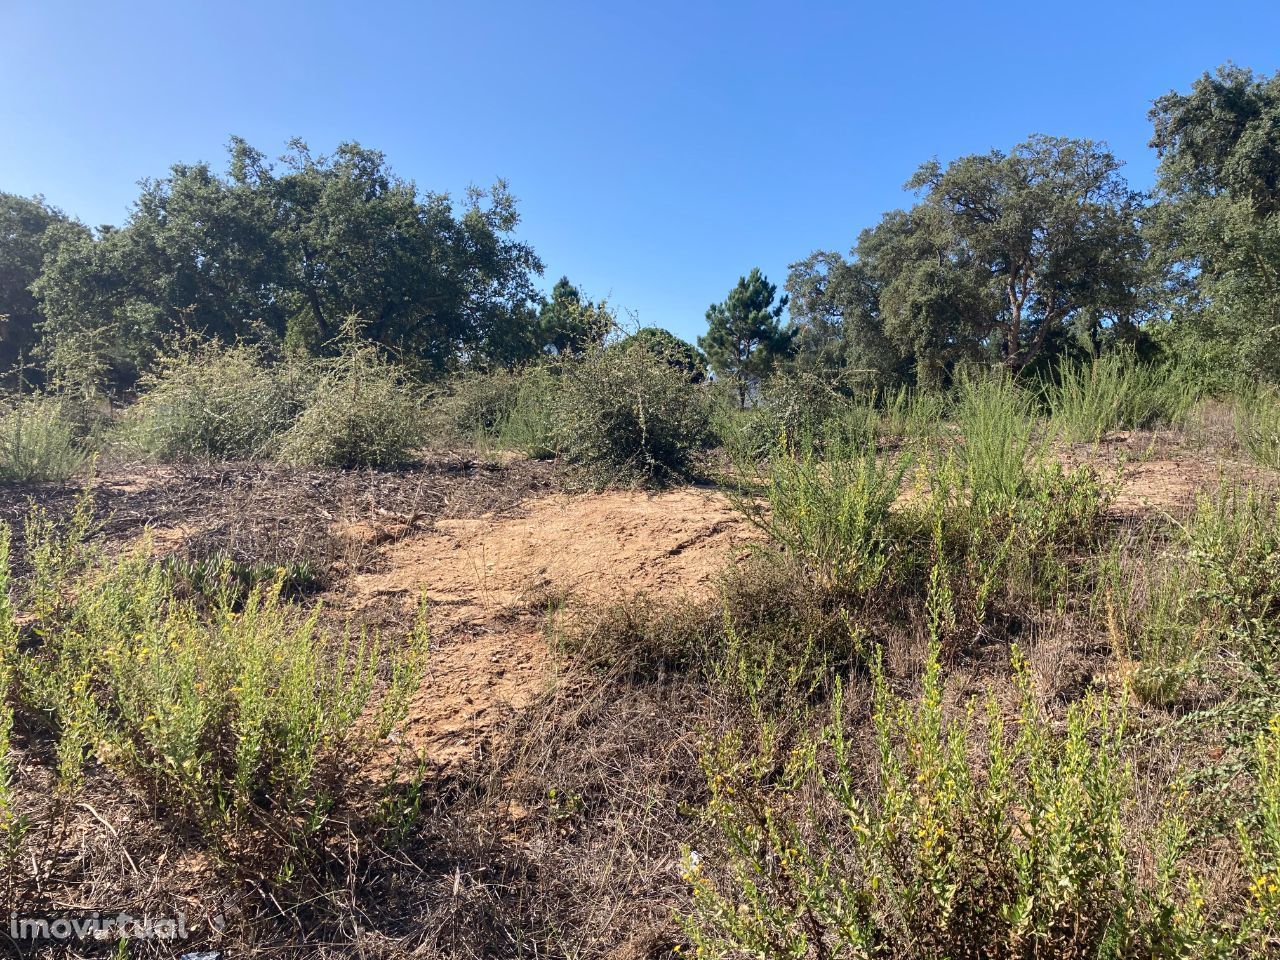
[5,502,432,893]
[737,439,910,596]
[1235,386,1280,468]
[122,342,313,462]
[0,393,87,484]
[1043,348,1200,443]
[685,646,1139,958]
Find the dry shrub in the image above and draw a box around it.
[277,339,425,469]
[554,341,711,486]
[0,393,87,484]
[123,342,313,462]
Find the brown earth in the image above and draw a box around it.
[332,486,757,769]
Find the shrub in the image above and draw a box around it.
[4,500,430,885]
[0,393,87,484]
[1104,484,1280,710]
[434,364,558,457]
[736,439,910,596]
[880,384,947,445]
[1235,386,1280,468]
[715,372,878,463]
[123,343,313,462]
[277,337,425,468]
[686,638,1280,958]
[435,367,524,441]
[924,452,1111,642]
[950,371,1041,506]
[554,341,710,485]
[494,365,558,457]
[1043,349,1200,443]
[685,646,1138,958]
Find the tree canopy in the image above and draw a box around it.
[788,136,1148,389]
[699,268,793,406]
[33,139,545,386]
[0,193,87,384]
[1149,64,1280,379]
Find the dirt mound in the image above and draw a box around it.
[336,487,757,768]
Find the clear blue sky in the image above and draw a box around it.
[3,1,1278,344]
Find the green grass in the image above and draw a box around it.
[1043,349,1199,443]
[1235,386,1280,468]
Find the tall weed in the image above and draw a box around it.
[7,501,430,884]
[1044,349,1199,443]
[0,394,87,484]
[123,343,313,462]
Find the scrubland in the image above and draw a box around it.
[1,342,1279,958]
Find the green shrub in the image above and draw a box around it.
[685,646,1137,958]
[4,501,430,884]
[1104,484,1280,709]
[123,343,313,462]
[715,372,880,463]
[1044,349,1199,443]
[733,423,1108,651]
[493,365,558,457]
[1235,386,1280,468]
[737,440,910,596]
[277,338,425,469]
[554,341,710,485]
[434,364,558,457]
[435,367,524,441]
[686,641,1280,958]
[950,371,1041,506]
[0,393,87,484]
[880,384,947,445]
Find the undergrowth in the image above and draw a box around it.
[0,494,431,913]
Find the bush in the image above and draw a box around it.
[433,364,558,457]
[715,372,878,463]
[0,393,87,484]
[737,440,910,596]
[685,645,1280,958]
[1044,348,1200,443]
[732,398,1109,650]
[554,341,710,485]
[277,338,425,469]
[123,343,313,462]
[4,498,430,885]
[1235,386,1280,468]
[950,371,1041,506]
[435,367,524,441]
[1114,484,1280,706]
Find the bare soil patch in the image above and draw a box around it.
[335,486,757,769]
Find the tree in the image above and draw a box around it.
[1148,64,1280,379]
[904,135,1146,372]
[699,268,792,407]
[788,136,1147,388]
[0,194,87,384]
[534,277,612,357]
[34,138,545,385]
[786,250,914,392]
[619,326,706,382]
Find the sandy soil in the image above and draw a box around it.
[333,486,757,768]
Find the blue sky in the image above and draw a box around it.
[3,1,1279,344]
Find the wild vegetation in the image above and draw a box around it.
[0,60,1279,959]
